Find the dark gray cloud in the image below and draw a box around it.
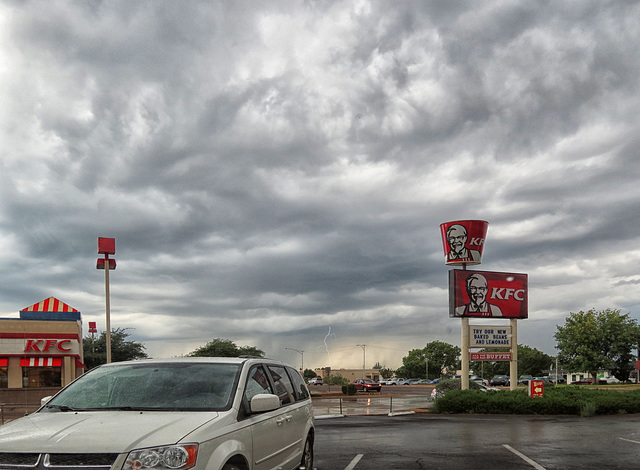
[1,0,639,369]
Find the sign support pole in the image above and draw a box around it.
[460,262,470,390]
[461,317,470,390]
[509,318,517,390]
[105,254,112,364]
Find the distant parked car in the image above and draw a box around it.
[547,376,566,384]
[352,379,382,392]
[534,377,554,384]
[571,378,595,385]
[599,376,620,384]
[454,375,489,386]
[404,378,421,385]
[518,375,533,385]
[490,375,510,386]
[431,379,501,399]
[380,378,397,385]
[308,376,323,385]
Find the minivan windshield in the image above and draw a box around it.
[43,362,241,412]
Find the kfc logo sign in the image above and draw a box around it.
[440,220,489,266]
[24,339,73,352]
[491,287,526,301]
[449,269,528,319]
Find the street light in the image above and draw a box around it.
[357,344,366,379]
[285,348,304,370]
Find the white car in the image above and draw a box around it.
[381,378,405,385]
[0,357,314,470]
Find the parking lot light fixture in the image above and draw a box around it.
[285,347,304,370]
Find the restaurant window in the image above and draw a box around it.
[22,367,62,388]
[0,368,7,388]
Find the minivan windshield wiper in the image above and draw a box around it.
[45,404,81,412]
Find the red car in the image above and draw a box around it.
[352,379,382,392]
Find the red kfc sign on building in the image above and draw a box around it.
[440,220,488,266]
[449,269,528,319]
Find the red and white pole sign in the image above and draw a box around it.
[97,237,116,364]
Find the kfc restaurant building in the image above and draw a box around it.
[0,297,85,390]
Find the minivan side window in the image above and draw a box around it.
[286,367,310,400]
[267,365,295,406]
[244,365,274,404]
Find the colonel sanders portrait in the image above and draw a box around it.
[446,224,481,264]
[454,273,503,317]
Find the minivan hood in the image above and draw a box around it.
[0,411,221,453]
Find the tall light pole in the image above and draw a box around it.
[285,347,304,370]
[97,237,116,363]
[425,357,429,380]
[357,344,366,379]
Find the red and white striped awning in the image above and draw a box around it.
[20,357,62,367]
[21,297,78,313]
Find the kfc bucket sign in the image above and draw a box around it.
[440,220,488,266]
[449,269,528,319]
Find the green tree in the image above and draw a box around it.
[518,345,553,377]
[326,375,350,386]
[396,341,461,379]
[303,369,317,380]
[83,328,148,370]
[379,367,394,379]
[555,308,639,382]
[187,338,265,357]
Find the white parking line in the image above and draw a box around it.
[503,445,546,470]
[344,453,364,470]
[620,437,640,445]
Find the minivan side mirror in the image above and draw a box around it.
[250,394,280,413]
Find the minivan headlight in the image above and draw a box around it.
[124,444,198,470]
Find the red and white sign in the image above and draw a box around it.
[529,379,544,398]
[470,352,512,361]
[449,269,528,319]
[0,335,80,356]
[440,220,488,266]
[24,339,74,353]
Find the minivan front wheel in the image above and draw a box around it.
[300,434,313,470]
[222,464,243,470]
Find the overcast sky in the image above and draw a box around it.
[1,0,639,371]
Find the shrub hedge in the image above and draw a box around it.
[432,386,640,415]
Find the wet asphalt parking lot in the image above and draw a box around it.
[312,413,640,469]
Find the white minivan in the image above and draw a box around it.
[0,357,314,470]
